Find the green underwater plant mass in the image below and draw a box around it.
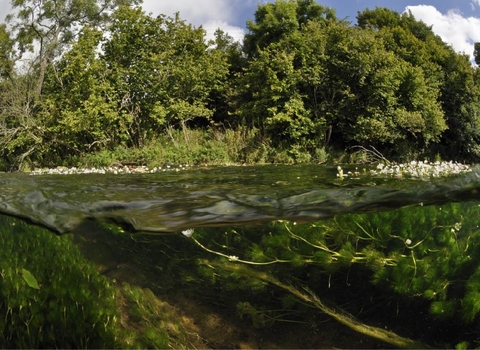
[2,165,480,348]
[0,216,118,348]
[0,215,196,349]
[187,201,480,348]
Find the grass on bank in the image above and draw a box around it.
[20,127,329,171]
[62,127,446,170]
[77,127,329,168]
[8,125,445,172]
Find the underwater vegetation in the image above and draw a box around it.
[0,215,197,349]
[186,201,480,348]
[3,199,480,348]
[0,215,118,348]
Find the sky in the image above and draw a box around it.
[140,0,480,62]
[0,0,479,62]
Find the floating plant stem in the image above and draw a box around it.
[185,229,292,265]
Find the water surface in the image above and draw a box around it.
[0,164,479,234]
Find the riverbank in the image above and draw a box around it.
[8,128,397,172]
[7,126,476,174]
[29,163,195,175]
[29,160,473,180]
[14,128,321,172]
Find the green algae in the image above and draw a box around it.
[0,215,198,349]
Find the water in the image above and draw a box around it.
[1,164,480,348]
[1,164,479,234]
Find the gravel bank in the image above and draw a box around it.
[29,164,192,175]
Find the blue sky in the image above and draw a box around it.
[1,0,479,61]
[318,0,480,23]
[139,0,480,62]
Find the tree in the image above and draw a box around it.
[101,6,228,146]
[207,29,245,125]
[320,25,445,155]
[356,7,480,161]
[0,24,14,81]
[236,44,314,145]
[235,1,446,157]
[243,0,337,59]
[235,0,340,150]
[6,0,142,99]
[474,42,480,66]
[437,53,480,161]
[0,23,43,169]
[356,6,400,29]
[0,72,43,170]
[41,27,123,155]
[0,0,142,169]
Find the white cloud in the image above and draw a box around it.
[141,0,235,25]
[141,0,248,42]
[472,0,480,8]
[202,20,245,43]
[405,5,480,62]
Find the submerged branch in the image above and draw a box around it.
[204,260,430,349]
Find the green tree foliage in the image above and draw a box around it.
[102,6,228,146]
[1,4,230,165]
[6,0,142,98]
[475,42,480,66]
[236,1,447,158]
[0,73,43,170]
[437,53,480,161]
[208,29,245,125]
[236,1,340,150]
[319,24,445,153]
[1,0,480,168]
[243,0,336,58]
[0,0,142,168]
[236,45,313,145]
[357,7,480,161]
[42,27,123,155]
[0,24,14,80]
[0,25,41,170]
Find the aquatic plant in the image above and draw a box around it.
[204,259,428,348]
[0,214,198,349]
[119,283,195,349]
[186,201,480,347]
[0,215,119,348]
[336,160,471,180]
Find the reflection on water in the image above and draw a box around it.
[1,165,480,348]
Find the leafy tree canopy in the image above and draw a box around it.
[0,0,480,168]
[243,0,338,58]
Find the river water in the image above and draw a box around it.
[1,164,480,348]
[1,164,479,234]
